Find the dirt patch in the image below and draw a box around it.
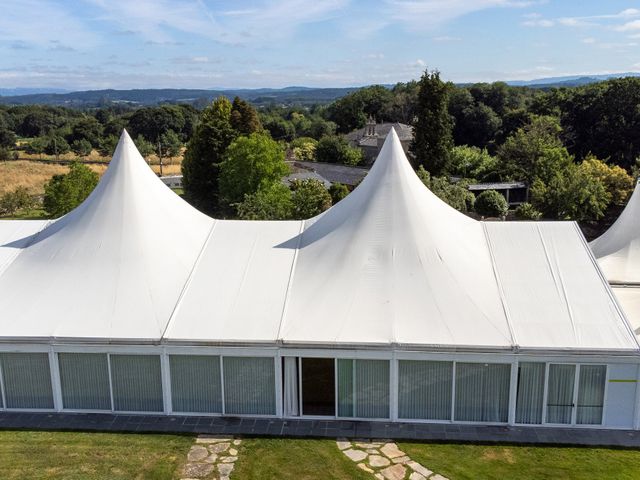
[481,447,516,464]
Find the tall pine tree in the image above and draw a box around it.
[410,69,453,175]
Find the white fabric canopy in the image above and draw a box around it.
[0,129,636,352]
[591,180,640,284]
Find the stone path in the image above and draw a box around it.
[337,438,448,480]
[181,434,242,480]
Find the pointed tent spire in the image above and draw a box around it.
[279,129,513,347]
[0,130,214,340]
[591,179,640,284]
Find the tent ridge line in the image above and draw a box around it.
[482,222,519,349]
[574,222,640,350]
[160,219,218,341]
[275,219,306,342]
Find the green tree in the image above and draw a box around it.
[328,183,349,204]
[230,97,262,135]
[579,155,633,206]
[43,135,70,157]
[236,183,294,220]
[71,139,92,157]
[291,137,317,162]
[411,69,454,175]
[43,163,99,217]
[99,135,119,157]
[474,190,508,218]
[158,129,183,159]
[417,166,475,212]
[0,186,36,216]
[219,133,289,208]
[448,145,499,182]
[497,115,572,183]
[290,179,332,219]
[315,136,363,165]
[26,137,47,158]
[134,135,155,159]
[0,128,16,148]
[514,202,543,220]
[182,97,237,213]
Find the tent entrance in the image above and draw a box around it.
[301,358,335,416]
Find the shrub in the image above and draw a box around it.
[328,183,349,204]
[514,202,543,220]
[290,179,332,219]
[43,163,99,217]
[0,186,37,216]
[474,189,508,217]
[315,136,363,166]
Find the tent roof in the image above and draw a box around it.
[0,130,213,341]
[591,180,640,285]
[0,129,637,352]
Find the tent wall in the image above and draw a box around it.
[0,345,638,430]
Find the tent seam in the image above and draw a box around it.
[482,222,519,350]
[160,219,218,342]
[276,219,306,342]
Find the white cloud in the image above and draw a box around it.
[384,0,535,29]
[85,0,349,45]
[433,35,462,42]
[616,20,640,32]
[582,37,596,44]
[522,18,554,27]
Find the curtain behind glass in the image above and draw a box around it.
[355,359,389,419]
[283,357,299,416]
[58,353,111,410]
[223,357,275,415]
[110,355,163,412]
[515,362,545,424]
[454,363,510,422]
[170,355,222,413]
[337,359,353,417]
[398,360,452,420]
[546,364,575,424]
[0,353,54,409]
[577,365,606,425]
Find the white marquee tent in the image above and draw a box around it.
[591,180,640,336]
[0,129,638,429]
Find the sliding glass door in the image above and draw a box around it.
[300,358,335,416]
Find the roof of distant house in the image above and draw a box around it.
[346,122,413,144]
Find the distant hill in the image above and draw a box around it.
[1,73,639,107]
[505,72,640,88]
[0,86,361,108]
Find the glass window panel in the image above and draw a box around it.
[0,353,54,409]
[110,355,163,412]
[223,357,275,415]
[515,362,545,424]
[454,363,510,422]
[577,365,606,425]
[355,359,390,419]
[398,360,452,420]
[337,359,353,417]
[59,353,111,410]
[546,364,576,424]
[170,355,222,413]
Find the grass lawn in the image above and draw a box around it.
[0,431,192,480]
[232,438,371,480]
[399,441,640,480]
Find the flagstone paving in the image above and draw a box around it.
[181,435,242,480]
[337,438,447,480]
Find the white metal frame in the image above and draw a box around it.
[0,344,636,430]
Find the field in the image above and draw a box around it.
[1,431,640,480]
[0,156,182,197]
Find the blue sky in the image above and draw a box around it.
[1,0,640,90]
